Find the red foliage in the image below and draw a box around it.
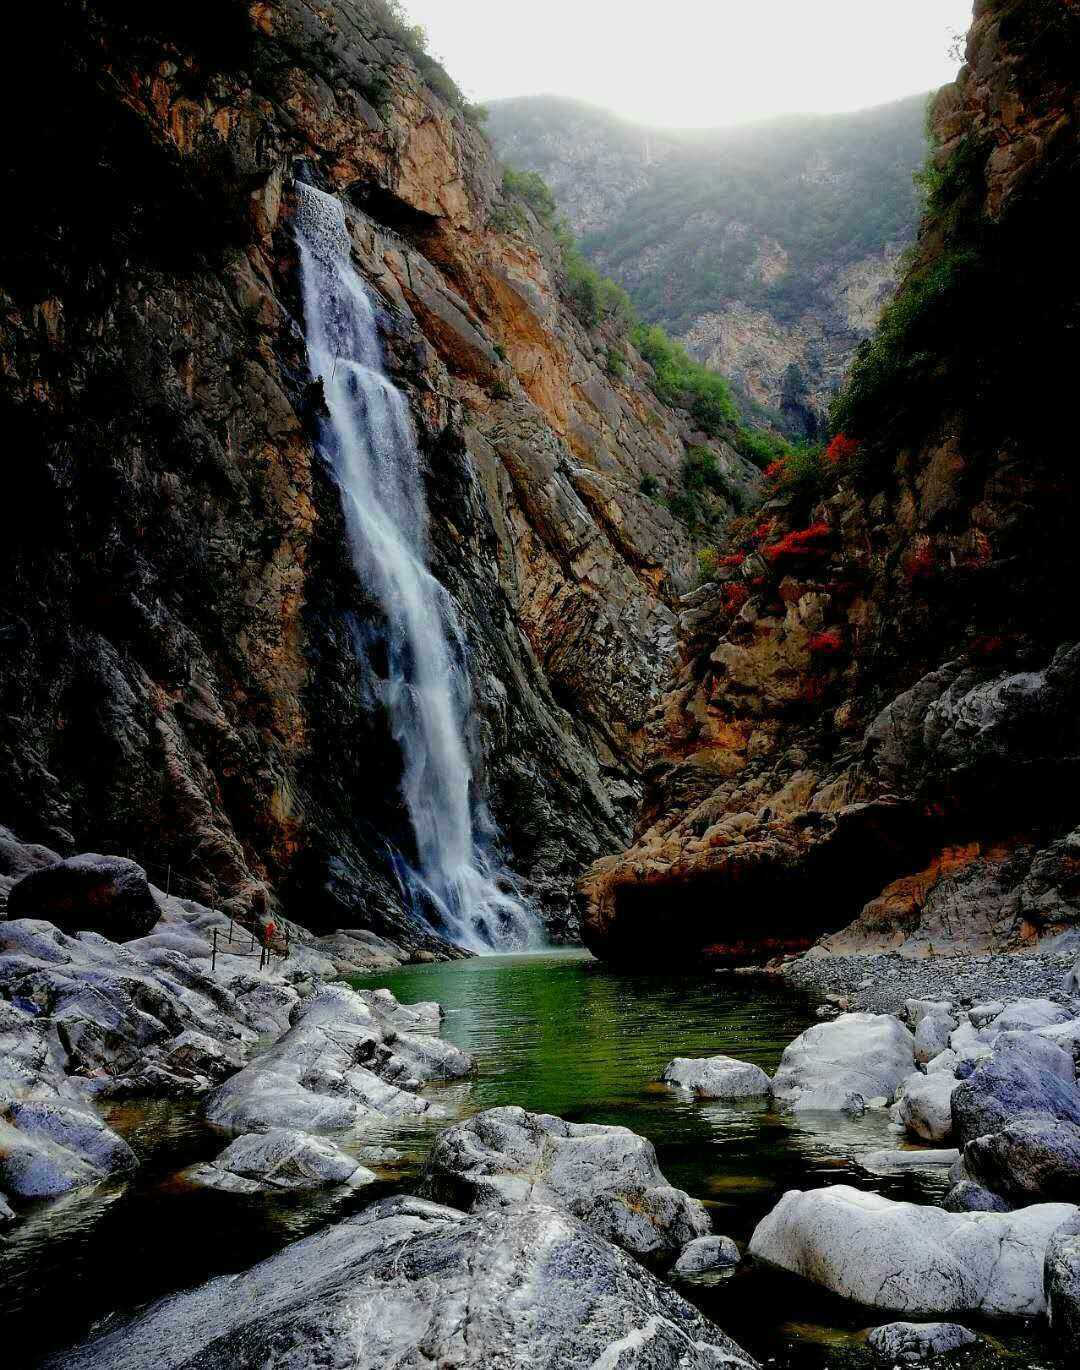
[825,433,860,466]
[764,522,831,564]
[751,519,776,543]
[764,460,787,483]
[807,629,844,656]
[722,582,749,615]
[903,544,936,584]
[720,549,747,568]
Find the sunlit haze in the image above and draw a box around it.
[402,0,974,127]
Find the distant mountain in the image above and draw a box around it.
[487,95,928,436]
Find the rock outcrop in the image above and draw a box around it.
[0,0,738,946]
[582,0,1080,968]
[46,1195,760,1370]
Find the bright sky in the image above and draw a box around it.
[401,0,975,127]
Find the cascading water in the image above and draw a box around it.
[294,182,538,953]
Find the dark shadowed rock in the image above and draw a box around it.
[46,1197,759,1370]
[7,855,159,941]
[1045,1213,1080,1344]
[951,1057,1080,1148]
[942,1179,1011,1213]
[964,1119,1080,1203]
[422,1105,711,1258]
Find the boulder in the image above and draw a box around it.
[0,1098,136,1199]
[422,1106,711,1258]
[964,1119,1080,1202]
[899,1072,960,1143]
[942,1180,1011,1213]
[673,1234,741,1282]
[748,1184,1077,1318]
[204,985,469,1137]
[926,1049,960,1075]
[662,1055,771,1099]
[861,1148,959,1175]
[866,1321,980,1363]
[992,999,1072,1033]
[771,1013,914,1114]
[990,1029,1075,1082]
[969,1002,1004,1029]
[1045,1213,1080,1343]
[951,1056,1080,1147]
[46,1197,760,1370]
[187,1128,375,1192]
[949,1021,992,1068]
[6,854,159,941]
[914,1010,957,1066]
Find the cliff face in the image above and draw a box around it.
[0,0,738,945]
[582,0,1080,965]
[487,95,927,437]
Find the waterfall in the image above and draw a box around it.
[294,183,538,953]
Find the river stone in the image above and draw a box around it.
[860,1149,959,1175]
[914,1010,957,1066]
[951,1056,1080,1147]
[900,1071,960,1143]
[926,1048,960,1075]
[6,855,159,941]
[771,1013,915,1115]
[990,1028,1075,1082]
[964,1119,1080,1202]
[204,985,468,1137]
[191,1128,375,1192]
[943,1180,1011,1213]
[748,1183,1077,1318]
[1045,1213,1080,1343]
[422,1106,711,1258]
[662,1055,771,1099]
[867,1321,980,1363]
[0,1098,137,1199]
[949,1021,993,1067]
[46,1196,760,1370]
[992,999,1072,1033]
[0,1193,14,1226]
[673,1234,741,1282]
[969,1002,1004,1029]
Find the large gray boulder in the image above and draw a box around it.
[0,1096,136,1199]
[422,1106,711,1258]
[951,1056,1080,1147]
[914,1010,957,1066]
[964,1119,1080,1202]
[771,1013,915,1114]
[1045,1213,1080,1344]
[187,1127,376,1193]
[748,1184,1077,1318]
[662,1055,771,1099]
[7,854,159,941]
[899,1072,960,1143]
[866,1322,979,1363]
[204,985,470,1137]
[45,1197,760,1370]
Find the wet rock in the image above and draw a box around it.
[861,1148,959,1175]
[942,1179,1011,1213]
[0,1193,14,1226]
[189,1128,375,1192]
[1045,1213,1080,1343]
[771,1013,915,1114]
[47,1197,759,1370]
[7,855,159,941]
[951,1055,1080,1147]
[662,1055,771,1099]
[0,1098,136,1198]
[748,1184,1077,1318]
[964,1119,1080,1202]
[673,1234,741,1281]
[899,1072,960,1143]
[867,1321,980,1363]
[204,985,467,1137]
[422,1106,711,1258]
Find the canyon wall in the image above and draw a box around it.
[0,0,757,946]
[583,0,1080,965]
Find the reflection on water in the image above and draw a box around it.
[1,950,1065,1369]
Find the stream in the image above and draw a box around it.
[2,949,1063,1367]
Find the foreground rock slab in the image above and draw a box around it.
[662,1055,771,1099]
[187,1127,375,1193]
[748,1183,1077,1318]
[48,1197,759,1370]
[422,1105,711,1257]
[771,1013,915,1114]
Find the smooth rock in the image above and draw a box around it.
[926,1048,960,1075]
[951,1056,1080,1147]
[748,1183,1077,1318]
[867,1321,980,1363]
[0,1099,136,1199]
[662,1055,771,1099]
[915,1010,957,1066]
[900,1072,960,1143]
[861,1148,959,1174]
[771,1013,915,1114]
[673,1234,741,1281]
[46,1197,760,1370]
[1045,1213,1080,1343]
[992,999,1072,1033]
[969,1002,1004,1029]
[991,1028,1075,1081]
[7,855,159,941]
[964,1119,1080,1202]
[422,1106,711,1257]
[191,1128,375,1191]
[943,1180,1011,1213]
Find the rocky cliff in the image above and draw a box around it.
[0,0,760,947]
[582,0,1080,965]
[487,94,927,437]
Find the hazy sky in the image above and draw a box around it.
[401,0,975,127]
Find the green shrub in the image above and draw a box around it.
[606,347,628,381]
[631,325,739,435]
[639,474,660,497]
[502,168,558,225]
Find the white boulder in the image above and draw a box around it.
[662,1055,771,1100]
[771,1014,914,1115]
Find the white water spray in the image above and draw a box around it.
[294,183,537,952]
